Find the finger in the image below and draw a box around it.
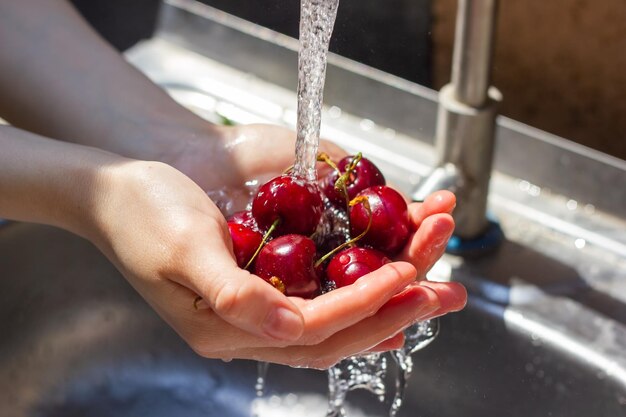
[416,280,467,318]
[398,213,455,278]
[153,281,300,353]
[292,262,418,344]
[177,241,306,342]
[235,284,440,368]
[409,190,456,229]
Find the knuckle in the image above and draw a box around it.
[212,281,243,318]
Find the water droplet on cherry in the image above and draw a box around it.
[254,234,321,298]
[326,247,390,288]
[350,186,410,255]
[252,174,323,236]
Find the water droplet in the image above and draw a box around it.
[529,185,541,197]
[584,204,596,214]
[566,199,578,210]
[328,106,342,118]
[519,180,531,192]
[574,238,586,249]
[359,119,375,131]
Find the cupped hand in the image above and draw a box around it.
[97,124,465,369]
[168,123,346,192]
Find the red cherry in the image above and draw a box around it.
[326,247,390,288]
[350,186,410,255]
[252,174,323,236]
[254,234,321,298]
[228,210,259,231]
[321,155,386,207]
[227,222,264,268]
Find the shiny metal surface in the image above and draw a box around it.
[156,0,625,223]
[2,2,626,416]
[413,84,501,238]
[451,0,498,107]
[1,222,625,417]
[414,0,501,239]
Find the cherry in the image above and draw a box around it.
[252,174,323,236]
[254,234,321,298]
[326,247,390,288]
[228,210,259,231]
[320,154,386,207]
[350,186,410,255]
[227,222,264,268]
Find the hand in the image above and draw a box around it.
[0,0,466,368]
[166,123,347,193]
[91,124,465,369]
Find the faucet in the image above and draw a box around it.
[412,0,503,254]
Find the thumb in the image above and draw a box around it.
[193,260,305,342]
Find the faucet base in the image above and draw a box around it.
[446,217,504,257]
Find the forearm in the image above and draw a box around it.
[0,125,125,239]
[0,0,218,161]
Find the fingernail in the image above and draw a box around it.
[263,307,304,341]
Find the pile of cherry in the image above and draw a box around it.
[227,153,410,298]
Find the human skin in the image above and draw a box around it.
[0,0,467,368]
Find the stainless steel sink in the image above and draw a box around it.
[1,223,625,417]
[1,1,625,416]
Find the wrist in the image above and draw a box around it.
[0,126,130,240]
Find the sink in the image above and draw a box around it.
[2,1,626,416]
[1,223,625,417]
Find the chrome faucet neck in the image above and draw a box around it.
[413,0,502,249]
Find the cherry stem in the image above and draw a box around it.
[314,195,373,268]
[334,153,362,211]
[317,152,341,173]
[244,218,281,270]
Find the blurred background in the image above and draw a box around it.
[70,0,626,160]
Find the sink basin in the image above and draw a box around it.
[2,2,626,416]
[1,223,625,417]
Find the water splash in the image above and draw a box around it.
[252,362,271,417]
[324,320,439,417]
[247,1,440,414]
[206,180,260,217]
[389,320,440,416]
[293,0,341,181]
[326,353,387,417]
[255,361,270,398]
